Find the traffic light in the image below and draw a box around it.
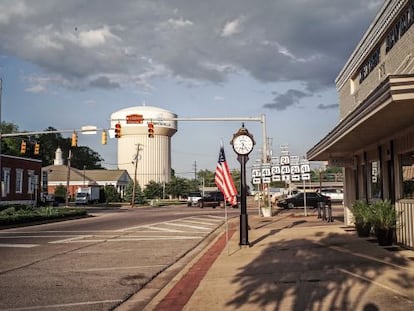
[71,132,78,147]
[115,123,122,138]
[148,122,154,138]
[20,140,26,154]
[101,130,107,145]
[34,143,40,155]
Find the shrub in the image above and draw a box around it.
[371,200,397,230]
[352,200,373,225]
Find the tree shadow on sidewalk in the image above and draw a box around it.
[226,228,414,311]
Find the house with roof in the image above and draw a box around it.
[42,148,131,200]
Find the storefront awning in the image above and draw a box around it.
[307,75,414,162]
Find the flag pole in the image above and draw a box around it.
[220,140,230,255]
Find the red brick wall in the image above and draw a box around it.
[1,155,42,203]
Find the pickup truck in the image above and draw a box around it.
[197,191,224,208]
[187,192,203,206]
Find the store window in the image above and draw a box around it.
[370,161,382,199]
[2,168,10,197]
[28,170,34,194]
[401,152,414,199]
[15,169,23,194]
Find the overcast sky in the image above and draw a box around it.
[0,0,383,177]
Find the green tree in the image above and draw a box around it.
[54,184,66,202]
[103,184,121,203]
[166,176,189,198]
[124,180,144,204]
[70,146,104,169]
[144,181,163,199]
[37,127,68,166]
[0,123,104,169]
[198,169,215,187]
[0,122,22,155]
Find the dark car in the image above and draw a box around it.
[277,192,331,209]
[197,191,224,208]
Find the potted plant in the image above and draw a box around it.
[352,200,373,237]
[371,200,397,246]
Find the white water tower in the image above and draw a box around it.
[110,106,177,188]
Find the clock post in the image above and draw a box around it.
[231,125,255,246]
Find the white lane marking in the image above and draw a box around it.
[205,215,225,220]
[163,222,211,230]
[0,235,76,239]
[190,216,224,222]
[71,264,166,272]
[180,219,219,226]
[0,243,39,248]
[1,299,123,310]
[49,235,93,244]
[117,215,224,232]
[0,230,120,234]
[141,225,185,233]
[50,236,202,244]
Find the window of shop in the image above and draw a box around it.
[370,161,382,199]
[401,152,414,199]
[2,168,10,197]
[28,170,34,194]
[15,169,23,194]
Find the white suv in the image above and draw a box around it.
[187,192,202,206]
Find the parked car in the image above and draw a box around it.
[187,192,203,206]
[320,188,344,203]
[198,191,224,208]
[277,192,331,209]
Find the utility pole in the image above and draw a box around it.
[131,143,141,207]
[193,160,197,180]
[65,149,72,207]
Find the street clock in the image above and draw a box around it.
[231,126,255,156]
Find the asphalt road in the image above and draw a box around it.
[0,205,240,311]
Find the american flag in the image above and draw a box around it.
[215,147,238,206]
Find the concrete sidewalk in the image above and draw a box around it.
[132,209,414,310]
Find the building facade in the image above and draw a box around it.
[307,0,414,248]
[1,155,42,205]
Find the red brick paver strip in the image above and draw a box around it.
[155,228,236,311]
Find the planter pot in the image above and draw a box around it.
[261,207,272,217]
[355,222,371,237]
[375,228,394,246]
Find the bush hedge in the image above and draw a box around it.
[0,205,88,226]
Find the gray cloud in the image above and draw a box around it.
[318,103,339,110]
[263,89,310,111]
[89,76,120,89]
[0,0,383,94]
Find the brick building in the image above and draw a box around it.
[308,0,414,248]
[1,155,42,205]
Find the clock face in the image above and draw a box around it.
[233,135,254,155]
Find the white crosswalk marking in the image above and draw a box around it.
[0,215,226,246]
